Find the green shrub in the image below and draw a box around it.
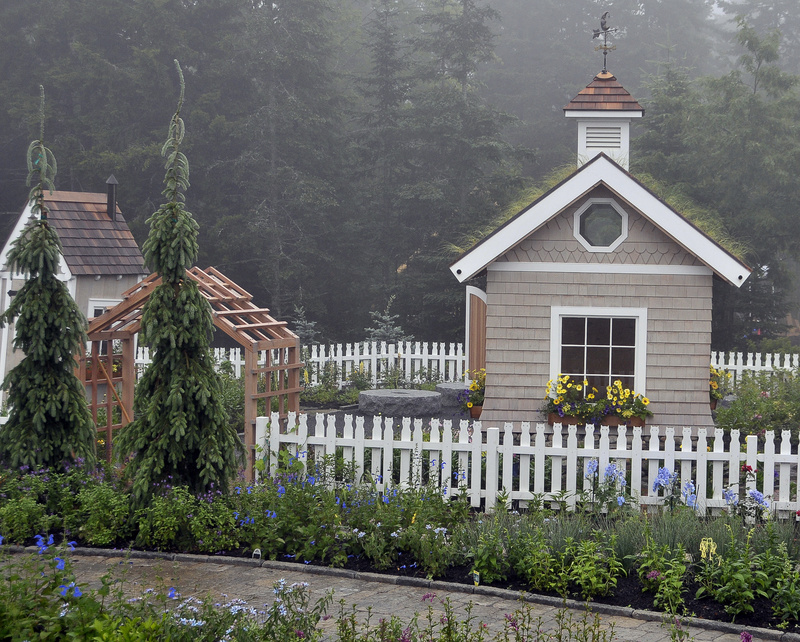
[77,483,132,547]
[716,370,800,437]
[0,495,46,542]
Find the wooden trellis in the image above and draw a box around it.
[77,266,301,480]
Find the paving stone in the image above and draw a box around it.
[11,552,780,642]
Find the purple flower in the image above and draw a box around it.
[740,632,753,642]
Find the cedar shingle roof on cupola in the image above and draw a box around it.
[40,190,145,276]
[563,71,644,113]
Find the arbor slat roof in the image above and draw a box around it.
[41,191,145,276]
[564,71,644,113]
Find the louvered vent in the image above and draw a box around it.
[586,126,622,149]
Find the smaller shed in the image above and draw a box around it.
[451,71,751,429]
[0,178,146,404]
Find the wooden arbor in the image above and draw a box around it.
[78,266,301,479]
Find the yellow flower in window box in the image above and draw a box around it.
[544,374,653,425]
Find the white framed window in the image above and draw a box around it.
[549,306,647,395]
[573,198,628,253]
[88,298,121,320]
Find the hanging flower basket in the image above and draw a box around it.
[470,405,483,419]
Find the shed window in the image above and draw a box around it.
[550,306,647,395]
[573,198,628,252]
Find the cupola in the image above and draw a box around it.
[563,71,644,170]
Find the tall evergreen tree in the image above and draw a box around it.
[117,62,241,505]
[0,87,95,469]
[635,21,800,350]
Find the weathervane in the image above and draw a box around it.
[592,11,617,73]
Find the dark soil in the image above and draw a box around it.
[287,554,795,634]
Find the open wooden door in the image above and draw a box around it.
[465,286,487,373]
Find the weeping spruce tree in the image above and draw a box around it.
[118,62,241,505]
[0,88,96,469]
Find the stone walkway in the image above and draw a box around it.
[17,548,793,641]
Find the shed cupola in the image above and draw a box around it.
[563,71,644,170]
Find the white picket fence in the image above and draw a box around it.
[256,412,800,518]
[134,342,467,386]
[130,345,796,387]
[711,351,800,382]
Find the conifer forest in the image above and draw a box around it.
[1,0,798,349]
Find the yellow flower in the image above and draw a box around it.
[587,393,595,400]
[467,401,473,408]
[470,382,478,391]
[642,397,650,405]
[700,537,716,560]
[575,385,582,392]
[411,512,417,524]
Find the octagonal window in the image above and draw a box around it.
[573,199,628,252]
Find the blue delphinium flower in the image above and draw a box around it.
[723,488,739,506]
[652,467,675,493]
[585,459,599,478]
[682,480,697,507]
[748,489,769,510]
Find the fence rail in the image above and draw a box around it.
[131,345,796,388]
[711,350,800,382]
[256,413,800,517]
[135,342,467,386]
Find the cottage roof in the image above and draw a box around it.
[449,153,751,287]
[2,191,145,277]
[563,71,644,114]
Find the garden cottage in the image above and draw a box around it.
[0,176,146,404]
[450,71,751,429]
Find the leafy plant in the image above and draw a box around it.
[715,370,800,438]
[512,528,569,596]
[566,533,625,600]
[77,482,132,547]
[713,527,767,620]
[468,517,510,584]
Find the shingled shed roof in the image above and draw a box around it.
[564,71,644,113]
[41,190,145,276]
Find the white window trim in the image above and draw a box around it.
[573,198,628,253]
[88,298,121,319]
[549,306,648,394]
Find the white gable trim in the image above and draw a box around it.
[450,155,750,287]
[0,200,72,281]
[489,262,713,277]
